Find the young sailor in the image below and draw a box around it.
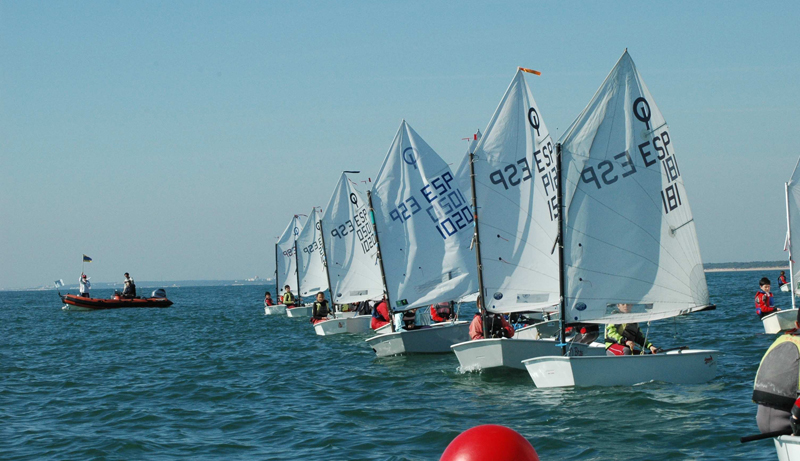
[401,309,419,330]
[430,302,454,323]
[264,291,275,307]
[370,298,390,330]
[756,277,780,318]
[469,312,514,340]
[753,313,800,434]
[79,273,91,298]
[604,304,658,355]
[282,285,296,307]
[779,271,788,288]
[310,291,331,324]
[122,272,136,298]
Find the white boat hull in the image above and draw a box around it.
[763,309,798,334]
[264,305,287,315]
[374,323,392,335]
[334,311,358,319]
[366,321,469,357]
[451,338,605,371]
[523,349,719,388]
[775,435,800,461]
[781,284,791,292]
[514,320,559,340]
[314,315,373,336]
[286,305,313,317]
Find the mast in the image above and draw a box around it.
[787,181,796,309]
[274,243,279,301]
[468,152,490,338]
[556,143,567,356]
[368,190,395,332]
[294,217,302,304]
[317,217,335,310]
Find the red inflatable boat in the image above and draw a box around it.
[61,292,173,310]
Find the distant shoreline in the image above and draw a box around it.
[704,267,789,273]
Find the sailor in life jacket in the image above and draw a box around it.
[264,291,275,307]
[604,304,658,356]
[401,309,419,330]
[430,301,454,323]
[310,292,332,324]
[753,315,800,434]
[469,312,514,340]
[282,285,296,307]
[122,272,136,298]
[779,271,788,287]
[371,298,390,330]
[756,277,780,318]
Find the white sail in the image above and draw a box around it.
[371,121,477,311]
[472,70,560,313]
[276,215,305,293]
[560,51,709,325]
[787,157,800,301]
[296,207,330,297]
[321,173,384,304]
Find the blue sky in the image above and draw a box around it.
[1,1,798,289]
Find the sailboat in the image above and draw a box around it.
[451,69,604,372]
[762,158,800,334]
[274,215,312,317]
[312,172,381,336]
[364,121,478,356]
[523,51,719,387]
[267,216,301,315]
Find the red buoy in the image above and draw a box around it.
[440,425,539,461]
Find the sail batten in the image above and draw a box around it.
[559,50,709,324]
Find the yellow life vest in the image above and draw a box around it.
[283,291,295,304]
[753,332,800,411]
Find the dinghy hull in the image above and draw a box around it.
[314,315,372,336]
[781,284,792,292]
[61,293,173,310]
[286,305,313,317]
[762,309,799,334]
[366,321,469,357]
[523,349,719,388]
[264,305,287,315]
[775,435,800,461]
[451,338,605,372]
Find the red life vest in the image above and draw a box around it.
[780,275,788,286]
[756,291,776,317]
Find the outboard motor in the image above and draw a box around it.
[152,288,167,298]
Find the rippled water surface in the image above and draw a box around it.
[0,271,788,460]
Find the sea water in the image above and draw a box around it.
[0,271,786,460]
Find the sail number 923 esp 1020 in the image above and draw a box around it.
[386,171,473,240]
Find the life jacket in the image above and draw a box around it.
[283,291,295,304]
[433,303,453,321]
[753,331,800,412]
[402,310,416,329]
[486,314,510,338]
[372,302,388,322]
[604,323,652,350]
[756,291,775,317]
[312,301,330,318]
[780,275,788,286]
[264,296,274,306]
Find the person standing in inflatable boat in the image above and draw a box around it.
[755,277,780,318]
[79,273,91,298]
